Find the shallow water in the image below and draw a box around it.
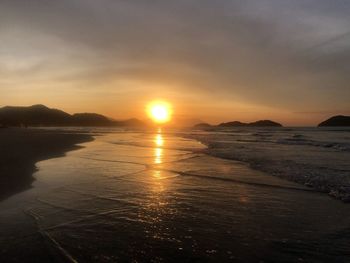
[189,127,350,199]
[0,130,350,262]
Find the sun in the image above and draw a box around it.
[147,101,172,123]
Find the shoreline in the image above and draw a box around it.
[1,130,350,262]
[185,132,350,203]
[0,128,94,201]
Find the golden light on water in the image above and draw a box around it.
[147,101,172,123]
[153,131,163,172]
[154,148,163,164]
[155,134,163,147]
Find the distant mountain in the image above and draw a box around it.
[247,120,282,127]
[0,105,71,126]
[193,123,213,130]
[113,118,146,127]
[218,120,282,128]
[72,113,113,126]
[218,121,246,127]
[0,105,146,127]
[194,119,283,129]
[318,115,350,127]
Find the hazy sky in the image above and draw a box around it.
[0,0,349,125]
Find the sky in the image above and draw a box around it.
[0,0,349,126]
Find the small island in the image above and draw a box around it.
[247,120,283,127]
[194,119,283,129]
[193,123,214,130]
[318,115,350,127]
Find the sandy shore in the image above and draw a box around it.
[0,128,93,201]
[0,131,349,262]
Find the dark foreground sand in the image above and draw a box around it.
[0,128,93,201]
[0,131,350,262]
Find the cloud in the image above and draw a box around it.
[0,0,349,123]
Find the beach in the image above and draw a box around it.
[2,0,350,261]
[187,127,350,201]
[0,128,93,201]
[0,128,349,262]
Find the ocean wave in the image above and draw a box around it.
[276,138,350,152]
[187,128,350,202]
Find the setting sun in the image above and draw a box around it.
[147,101,172,123]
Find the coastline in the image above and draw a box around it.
[0,128,94,201]
[185,130,350,202]
[0,130,350,262]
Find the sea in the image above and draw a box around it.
[0,127,349,262]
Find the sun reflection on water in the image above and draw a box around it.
[140,130,178,242]
[154,148,163,164]
[152,130,166,192]
[155,134,164,147]
[154,132,164,166]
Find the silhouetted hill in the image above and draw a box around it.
[0,105,71,126]
[217,120,282,128]
[0,105,146,127]
[194,120,283,129]
[113,118,146,127]
[318,115,350,127]
[218,121,246,127]
[72,113,113,126]
[248,120,282,127]
[193,123,213,130]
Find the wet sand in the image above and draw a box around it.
[0,128,93,201]
[1,131,349,262]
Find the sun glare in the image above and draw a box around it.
[147,101,172,123]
